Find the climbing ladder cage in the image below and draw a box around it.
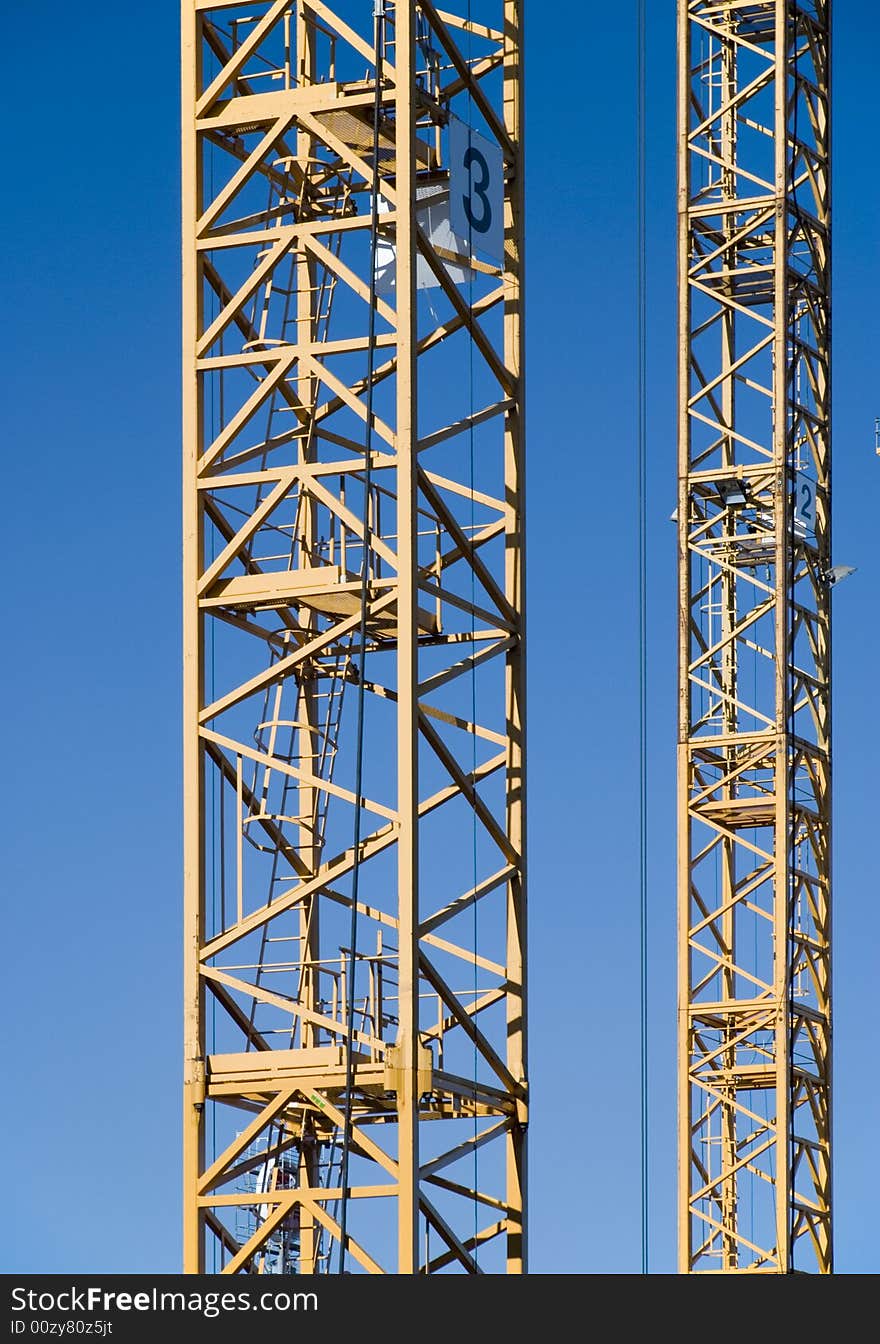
[234,1127,344,1274]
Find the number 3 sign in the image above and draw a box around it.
[449,117,504,264]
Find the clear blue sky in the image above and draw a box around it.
[1,2,877,1274]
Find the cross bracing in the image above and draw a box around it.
[182,0,525,1274]
[677,0,831,1273]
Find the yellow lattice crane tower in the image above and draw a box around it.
[677,1,831,1271]
[182,0,525,1274]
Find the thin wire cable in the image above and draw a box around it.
[208,133,219,1272]
[463,0,480,1268]
[785,20,799,1270]
[637,0,649,1277]
[337,0,386,1274]
[469,297,478,1263]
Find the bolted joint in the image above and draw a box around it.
[185,1057,206,1111]
[383,1042,433,1096]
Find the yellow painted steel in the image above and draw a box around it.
[677,0,832,1273]
[182,1,525,1274]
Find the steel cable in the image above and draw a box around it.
[637,0,649,1277]
[337,0,386,1274]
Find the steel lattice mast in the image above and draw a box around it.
[678,1,831,1272]
[182,0,525,1274]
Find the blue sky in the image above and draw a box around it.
[1,1,877,1274]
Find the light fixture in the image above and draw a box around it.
[823,564,857,587]
[715,477,750,508]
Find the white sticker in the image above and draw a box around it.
[373,186,475,293]
[449,117,504,263]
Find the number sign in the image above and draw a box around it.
[794,473,816,538]
[450,118,503,263]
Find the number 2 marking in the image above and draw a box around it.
[462,145,492,234]
[800,481,813,522]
